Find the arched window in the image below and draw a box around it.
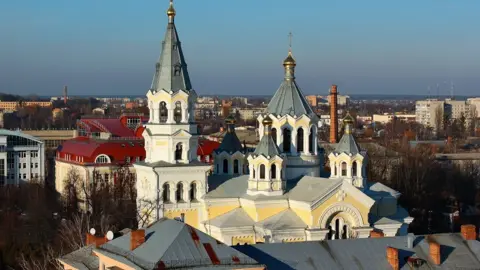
[159,102,168,123]
[223,159,228,174]
[335,219,340,239]
[309,126,314,153]
[283,128,291,153]
[233,160,239,174]
[342,225,348,239]
[176,182,184,202]
[297,128,304,152]
[216,164,219,173]
[271,164,277,179]
[162,183,170,203]
[174,101,182,123]
[341,162,347,176]
[271,128,277,144]
[190,182,197,201]
[260,164,266,179]
[175,143,183,161]
[95,155,109,164]
[352,162,358,177]
[334,163,337,176]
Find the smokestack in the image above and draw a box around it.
[329,85,339,143]
[63,85,68,105]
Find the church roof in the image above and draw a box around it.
[150,8,192,92]
[266,52,314,117]
[253,132,281,157]
[255,209,307,230]
[206,174,343,205]
[334,131,361,154]
[215,127,243,154]
[206,208,254,228]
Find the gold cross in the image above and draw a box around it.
[288,32,293,51]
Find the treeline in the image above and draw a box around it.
[368,145,479,234]
[0,166,143,270]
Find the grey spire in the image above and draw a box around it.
[254,117,281,157]
[215,115,243,153]
[150,1,192,92]
[266,51,314,116]
[335,114,361,154]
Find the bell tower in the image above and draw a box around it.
[143,0,198,164]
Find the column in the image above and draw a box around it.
[170,186,177,203]
[153,108,159,123]
[304,130,309,155]
[314,131,318,155]
[181,102,188,123]
[291,129,297,155]
[167,103,174,123]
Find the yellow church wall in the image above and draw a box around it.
[290,207,313,227]
[206,204,239,220]
[164,208,199,229]
[232,235,255,245]
[311,191,370,227]
[257,206,287,221]
[242,206,258,221]
[282,237,305,243]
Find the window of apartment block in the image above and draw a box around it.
[31,151,38,158]
[35,163,38,168]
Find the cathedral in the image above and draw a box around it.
[134,0,412,245]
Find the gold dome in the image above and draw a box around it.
[262,115,273,126]
[225,114,236,125]
[283,51,296,67]
[343,113,355,125]
[167,0,176,17]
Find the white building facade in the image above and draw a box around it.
[0,129,45,185]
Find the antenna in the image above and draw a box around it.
[436,83,440,98]
[106,231,114,240]
[89,228,96,235]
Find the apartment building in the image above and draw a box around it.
[415,99,475,131]
[0,129,45,185]
[0,101,52,111]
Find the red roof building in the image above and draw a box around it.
[55,113,219,195]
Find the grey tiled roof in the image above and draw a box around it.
[59,245,99,270]
[150,21,192,92]
[207,208,255,228]
[267,79,314,117]
[97,218,259,269]
[206,174,342,205]
[256,209,307,230]
[253,133,281,157]
[334,132,361,154]
[215,130,243,154]
[235,233,480,270]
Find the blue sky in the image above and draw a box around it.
[0,0,479,96]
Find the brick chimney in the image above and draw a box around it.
[85,233,108,247]
[461,224,477,240]
[370,230,384,238]
[386,247,399,270]
[130,229,146,250]
[329,84,338,143]
[429,240,441,265]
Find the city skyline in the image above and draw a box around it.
[1,0,479,96]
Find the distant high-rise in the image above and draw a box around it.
[63,85,68,105]
[329,85,338,143]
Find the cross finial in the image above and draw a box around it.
[288,32,293,52]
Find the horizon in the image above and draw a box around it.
[1,0,479,96]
